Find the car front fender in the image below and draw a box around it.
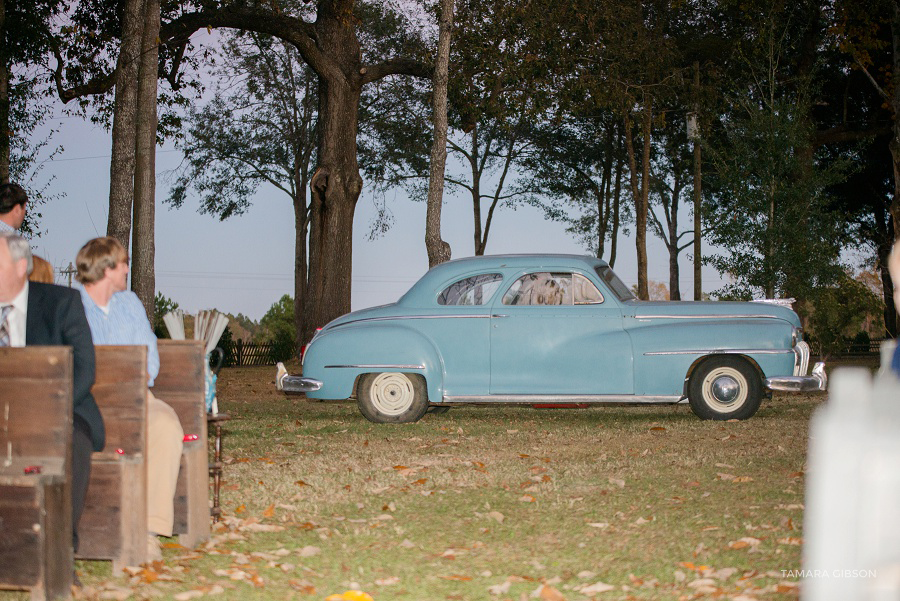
[302,323,444,401]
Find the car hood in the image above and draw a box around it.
[622,300,801,327]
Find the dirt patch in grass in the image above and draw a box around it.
[5,361,863,601]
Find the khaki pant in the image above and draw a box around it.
[147,392,184,536]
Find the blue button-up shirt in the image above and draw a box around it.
[80,288,160,386]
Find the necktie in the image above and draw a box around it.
[0,305,11,347]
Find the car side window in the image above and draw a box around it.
[437,273,503,305]
[574,273,604,304]
[502,272,604,305]
[502,272,569,305]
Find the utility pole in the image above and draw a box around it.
[60,262,76,287]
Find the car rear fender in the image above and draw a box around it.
[303,324,444,401]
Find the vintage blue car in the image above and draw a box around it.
[277,255,826,423]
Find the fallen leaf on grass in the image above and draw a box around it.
[98,585,133,600]
[678,562,710,571]
[294,480,309,487]
[375,577,400,585]
[520,494,536,503]
[537,584,565,600]
[487,511,505,523]
[234,504,246,514]
[728,537,762,550]
[288,579,316,594]
[717,473,735,481]
[439,574,473,581]
[608,477,625,488]
[577,581,615,594]
[263,504,276,518]
[777,537,803,545]
[732,476,754,483]
[488,581,511,595]
[649,426,667,432]
[587,522,609,529]
[687,578,719,594]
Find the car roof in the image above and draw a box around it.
[397,254,609,306]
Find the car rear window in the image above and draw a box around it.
[437,273,503,305]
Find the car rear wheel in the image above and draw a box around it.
[688,356,762,420]
[357,372,429,423]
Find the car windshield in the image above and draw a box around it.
[595,266,635,302]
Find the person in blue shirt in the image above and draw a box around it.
[76,236,183,561]
[890,242,900,377]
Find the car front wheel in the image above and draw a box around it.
[688,356,762,420]
[357,372,429,423]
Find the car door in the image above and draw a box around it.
[489,270,634,395]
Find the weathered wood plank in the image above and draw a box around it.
[157,340,210,547]
[0,347,73,600]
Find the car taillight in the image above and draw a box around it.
[300,328,323,363]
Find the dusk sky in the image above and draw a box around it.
[29,109,723,321]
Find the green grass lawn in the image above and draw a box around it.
[5,362,854,601]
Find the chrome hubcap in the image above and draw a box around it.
[369,373,415,416]
[701,366,748,413]
[712,375,740,405]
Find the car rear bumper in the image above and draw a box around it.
[280,376,323,393]
[765,361,827,391]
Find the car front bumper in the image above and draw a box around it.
[765,361,827,392]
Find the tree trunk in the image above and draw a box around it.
[609,133,623,269]
[0,0,8,184]
[597,122,614,259]
[107,0,146,246]
[692,63,702,301]
[425,0,454,268]
[131,0,160,317]
[624,100,652,300]
[469,128,485,255]
[668,180,681,301]
[891,2,900,241]
[305,67,363,343]
[878,217,898,337]
[293,162,309,346]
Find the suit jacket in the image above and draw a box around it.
[25,281,105,451]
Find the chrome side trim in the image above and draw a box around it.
[442,394,684,404]
[644,349,793,356]
[325,364,425,370]
[631,314,778,320]
[333,314,491,328]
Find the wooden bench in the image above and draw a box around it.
[78,341,209,571]
[77,345,148,571]
[156,340,210,548]
[0,346,74,601]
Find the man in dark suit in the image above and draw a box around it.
[0,231,105,559]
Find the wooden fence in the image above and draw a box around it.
[219,340,297,367]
